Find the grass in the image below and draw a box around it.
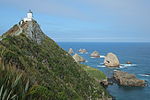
[81,64,107,81]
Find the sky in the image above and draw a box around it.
[0,0,150,42]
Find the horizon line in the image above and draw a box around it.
[56,41,150,43]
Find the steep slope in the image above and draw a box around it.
[0,20,110,100]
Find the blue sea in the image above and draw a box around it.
[58,42,150,100]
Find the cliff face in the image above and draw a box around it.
[3,20,45,44]
[0,20,110,100]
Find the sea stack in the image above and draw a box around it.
[73,53,85,62]
[68,48,74,54]
[104,53,120,67]
[90,51,100,57]
[78,49,87,53]
[113,71,145,87]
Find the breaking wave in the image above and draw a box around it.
[97,65,106,68]
[90,55,105,58]
[85,60,88,62]
[100,55,105,58]
[90,57,96,58]
[120,64,137,67]
[138,74,150,77]
[96,63,137,69]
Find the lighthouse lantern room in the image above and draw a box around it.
[23,10,33,22]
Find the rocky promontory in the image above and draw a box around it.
[113,70,145,87]
[0,12,112,99]
[104,53,120,67]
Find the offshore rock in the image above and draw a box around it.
[104,53,120,67]
[90,51,100,57]
[113,71,145,87]
[126,61,132,64]
[68,48,74,54]
[73,53,85,62]
[78,49,87,53]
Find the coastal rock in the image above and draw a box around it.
[104,53,120,67]
[78,49,87,53]
[73,53,85,62]
[100,79,109,87]
[100,78,114,87]
[90,51,100,57]
[126,61,132,64]
[113,70,145,87]
[68,48,74,54]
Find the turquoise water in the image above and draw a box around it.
[58,42,150,100]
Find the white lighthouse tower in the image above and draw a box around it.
[23,10,33,22]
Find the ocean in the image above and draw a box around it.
[57,42,150,100]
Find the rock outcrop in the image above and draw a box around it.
[68,48,74,54]
[78,49,87,53]
[104,53,120,67]
[73,53,85,62]
[3,20,46,44]
[100,79,109,87]
[90,51,100,57]
[113,71,145,87]
[126,61,132,64]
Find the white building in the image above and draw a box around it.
[23,10,33,22]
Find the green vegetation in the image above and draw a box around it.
[0,64,31,100]
[0,22,111,100]
[81,64,106,81]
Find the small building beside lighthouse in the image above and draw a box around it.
[23,10,33,22]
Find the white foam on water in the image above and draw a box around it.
[97,65,106,68]
[120,64,137,67]
[85,52,88,54]
[90,57,96,58]
[85,60,88,62]
[117,64,137,69]
[79,52,83,54]
[100,55,105,58]
[119,65,128,69]
[113,70,118,71]
[96,63,137,69]
[90,56,102,58]
[138,74,150,77]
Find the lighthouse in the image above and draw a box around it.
[23,10,33,22]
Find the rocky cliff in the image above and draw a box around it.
[2,20,45,44]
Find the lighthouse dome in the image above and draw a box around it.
[23,10,33,22]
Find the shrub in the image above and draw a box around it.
[0,64,31,100]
